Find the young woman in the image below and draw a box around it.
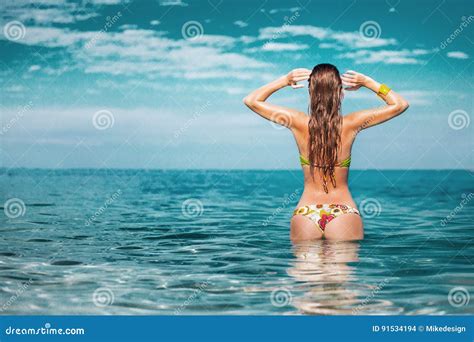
[243,64,409,241]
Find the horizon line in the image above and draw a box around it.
[0,167,472,172]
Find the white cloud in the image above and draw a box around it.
[266,7,300,14]
[0,0,126,25]
[319,43,344,51]
[261,42,309,51]
[259,25,328,41]
[150,20,161,26]
[234,20,248,28]
[258,25,397,49]
[337,49,434,64]
[331,31,397,48]
[159,0,188,6]
[4,85,26,93]
[119,24,138,30]
[447,51,469,59]
[14,27,93,47]
[4,25,270,80]
[28,65,41,72]
[90,0,127,4]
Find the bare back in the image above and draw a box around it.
[292,116,358,208]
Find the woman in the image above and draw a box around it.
[243,64,409,241]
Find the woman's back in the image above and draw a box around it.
[293,116,356,206]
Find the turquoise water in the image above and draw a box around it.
[0,169,473,315]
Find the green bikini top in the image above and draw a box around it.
[300,155,351,168]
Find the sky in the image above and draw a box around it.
[0,0,473,169]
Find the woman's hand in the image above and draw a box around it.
[341,70,372,91]
[286,68,311,89]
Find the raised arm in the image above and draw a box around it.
[341,70,409,132]
[243,69,311,130]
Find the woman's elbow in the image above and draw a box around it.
[243,96,255,109]
[396,100,409,113]
[401,100,409,111]
[242,96,250,106]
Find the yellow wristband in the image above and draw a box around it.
[377,84,391,96]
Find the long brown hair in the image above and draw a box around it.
[307,63,343,193]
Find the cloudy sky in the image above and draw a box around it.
[1,0,472,169]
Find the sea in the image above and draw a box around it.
[1,169,473,315]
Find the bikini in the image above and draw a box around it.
[293,154,361,235]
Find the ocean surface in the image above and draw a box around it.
[0,169,473,315]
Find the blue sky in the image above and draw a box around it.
[1,0,473,169]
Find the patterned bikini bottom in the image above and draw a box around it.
[293,204,361,234]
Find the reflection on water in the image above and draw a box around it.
[289,241,401,314]
[0,169,473,314]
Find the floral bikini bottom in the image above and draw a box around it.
[293,204,361,234]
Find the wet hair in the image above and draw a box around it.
[307,63,343,193]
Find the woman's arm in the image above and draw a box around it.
[341,70,409,132]
[243,69,311,130]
